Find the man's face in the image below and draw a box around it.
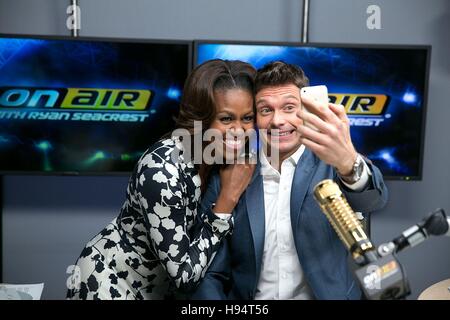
[255,84,303,161]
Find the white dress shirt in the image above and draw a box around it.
[254,146,370,300]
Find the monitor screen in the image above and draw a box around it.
[0,34,191,174]
[195,41,430,180]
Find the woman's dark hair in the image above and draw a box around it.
[175,59,256,133]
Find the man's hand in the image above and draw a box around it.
[297,94,357,175]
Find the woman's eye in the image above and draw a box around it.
[243,115,254,122]
[220,117,232,123]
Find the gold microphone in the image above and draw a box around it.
[314,179,378,265]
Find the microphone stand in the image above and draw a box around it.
[355,209,448,300]
[353,252,410,300]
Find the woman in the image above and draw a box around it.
[67,60,257,299]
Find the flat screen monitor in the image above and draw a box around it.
[195,41,430,180]
[0,34,191,174]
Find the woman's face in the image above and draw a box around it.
[208,88,255,163]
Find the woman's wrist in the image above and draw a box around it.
[213,191,239,214]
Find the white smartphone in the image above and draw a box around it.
[300,85,329,131]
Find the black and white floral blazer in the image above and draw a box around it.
[67,137,233,299]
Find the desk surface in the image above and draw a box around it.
[418,279,450,300]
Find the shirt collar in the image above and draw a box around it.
[260,144,305,175]
[289,144,305,166]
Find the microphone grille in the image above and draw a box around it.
[314,179,374,257]
[314,179,342,204]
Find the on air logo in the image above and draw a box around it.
[0,87,153,111]
[329,93,390,127]
[329,94,389,115]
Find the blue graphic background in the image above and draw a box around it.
[0,36,189,173]
[197,43,429,179]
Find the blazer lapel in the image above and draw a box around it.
[290,148,319,236]
[245,162,265,280]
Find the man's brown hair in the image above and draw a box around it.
[254,61,309,94]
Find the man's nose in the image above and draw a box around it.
[270,110,285,127]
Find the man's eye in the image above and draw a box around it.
[284,105,296,111]
[259,108,272,115]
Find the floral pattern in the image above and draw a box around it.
[67,137,233,299]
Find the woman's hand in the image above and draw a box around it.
[213,163,256,214]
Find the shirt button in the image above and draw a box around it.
[282,273,288,279]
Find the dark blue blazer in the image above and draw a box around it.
[192,149,388,300]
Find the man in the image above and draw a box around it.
[193,61,388,300]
